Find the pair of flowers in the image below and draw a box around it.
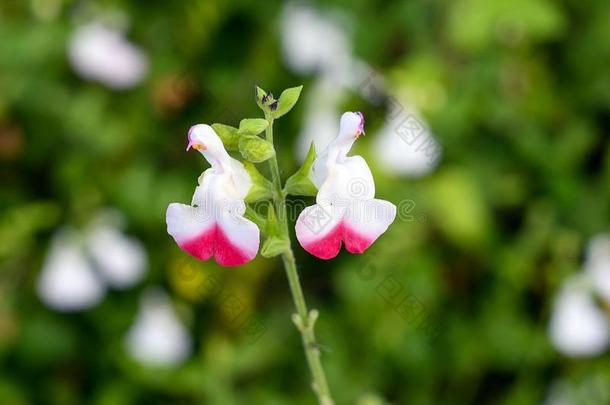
[166,112,396,266]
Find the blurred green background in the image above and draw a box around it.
[1,0,610,404]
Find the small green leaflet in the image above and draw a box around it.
[273,85,303,119]
[238,118,269,136]
[238,135,275,163]
[284,142,318,196]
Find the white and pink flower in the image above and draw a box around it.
[296,112,396,259]
[166,125,259,266]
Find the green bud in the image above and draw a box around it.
[255,85,267,109]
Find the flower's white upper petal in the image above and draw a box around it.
[314,156,375,211]
[228,158,252,199]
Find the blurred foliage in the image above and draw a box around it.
[1,0,610,404]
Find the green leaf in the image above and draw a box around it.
[243,161,273,202]
[238,118,269,136]
[284,142,318,196]
[261,236,289,258]
[238,136,275,163]
[273,85,303,119]
[211,123,239,150]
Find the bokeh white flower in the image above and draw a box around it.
[37,211,147,312]
[373,110,441,177]
[125,288,192,366]
[584,233,610,303]
[68,22,148,90]
[37,228,105,312]
[548,274,610,357]
[280,3,350,78]
[87,222,147,288]
[281,3,442,178]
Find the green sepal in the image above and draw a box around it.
[273,85,303,119]
[238,118,269,136]
[265,203,281,236]
[255,86,268,110]
[243,161,273,202]
[260,206,289,258]
[261,236,290,258]
[245,205,267,236]
[211,123,239,150]
[284,142,318,196]
[238,135,275,163]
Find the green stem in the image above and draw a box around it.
[264,113,333,405]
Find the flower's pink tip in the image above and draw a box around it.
[356,112,365,136]
[299,222,374,260]
[186,126,195,151]
[178,225,254,267]
[166,203,259,267]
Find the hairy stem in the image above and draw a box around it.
[264,113,333,404]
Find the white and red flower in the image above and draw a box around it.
[296,112,396,259]
[166,125,259,266]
